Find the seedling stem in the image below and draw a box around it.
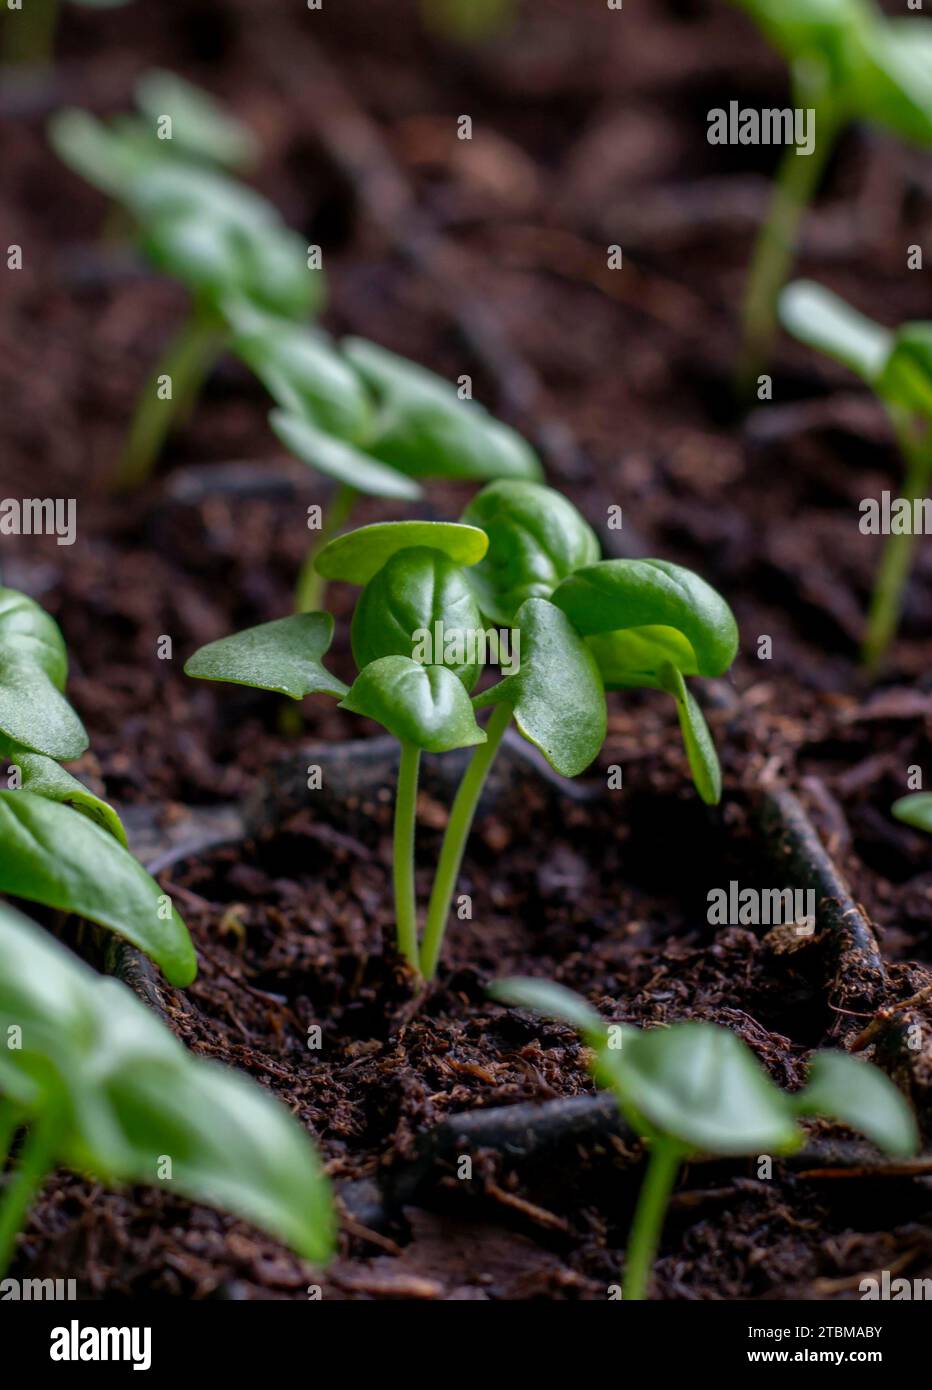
[295,483,358,614]
[394,742,422,971]
[420,701,512,979]
[622,1140,683,1301]
[115,304,225,493]
[863,418,932,673]
[739,69,836,397]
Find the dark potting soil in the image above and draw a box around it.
[2,0,932,1299]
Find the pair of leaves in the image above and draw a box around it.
[0,791,196,988]
[459,483,738,799]
[780,280,932,419]
[0,900,334,1265]
[228,312,541,501]
[185,529,494,755]
[733,0,932,145]
[49,70,259,200]
[493,977,918,1158]
[50,91,322,323]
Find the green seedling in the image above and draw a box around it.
[892,793,932,835]
[227,301,543,610]
[780,280,932,671]
[185,482,738,979]
[0,899,334,1274]
[50,77,319,492]
[0,587,195,985]
[492,977,918,1300]
[732,0,932,392]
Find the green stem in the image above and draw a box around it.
[0,1115,59,1276]
[394,741,421,972]
[294,483,358,613]
[419,701,512,981]
[738,81,837,400]
[2,0,58,67]
[862,422,932,676]
[622,1140,682,1301]
[114,305,225,494]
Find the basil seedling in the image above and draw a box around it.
[186,483,738,979]
[0,899,334,1274]
[492,977,918,1299]
[50,76,321,492]
[0,587,196,985]
[731,0,932,391]
[780,280,932,671]
[226,304,543,611]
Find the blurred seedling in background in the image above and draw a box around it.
[0,900,334,1275]
[0,587,196,986]
[228,301,543,610]
[185,481,738,980]
[50,78,541,604]
[780,280,932,672]
[731,0,932,394]
[50,73,316,492]
[492,977,918,1300]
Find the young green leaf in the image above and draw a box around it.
[351,548,484,690]
[0,589,88,760]
[657,664,722,806]
[779,280,892,385]
[879,323,932,418]
[341,338,543,482]
[315,520,489,585]
[2,748,127,845]
[473,597,606,777]
[794,1051,918,1157]
[551,559,739,678]
[892,792,932,834]
[134,70,260,171]
[585,627,701,688]
[340,656,487,752]
[270,410,421,500]
[489,976,609,1051]
[0,900,335,1267]
[184,613,348,700]
[99,1044,336,1264]
[460,480,602,625]
[47,108,149,198]
[602,1022,800,1155]
[230,313,373,441]
[0,791,196,988]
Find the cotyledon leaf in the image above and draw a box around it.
[315,521,488,585]
[340,656,487,753]
[184,613,348,700]
[474,597,606,777]
[0,791,196,988]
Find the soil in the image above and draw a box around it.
[2,0,932,1299]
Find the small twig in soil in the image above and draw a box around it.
[754,786,887,1024]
